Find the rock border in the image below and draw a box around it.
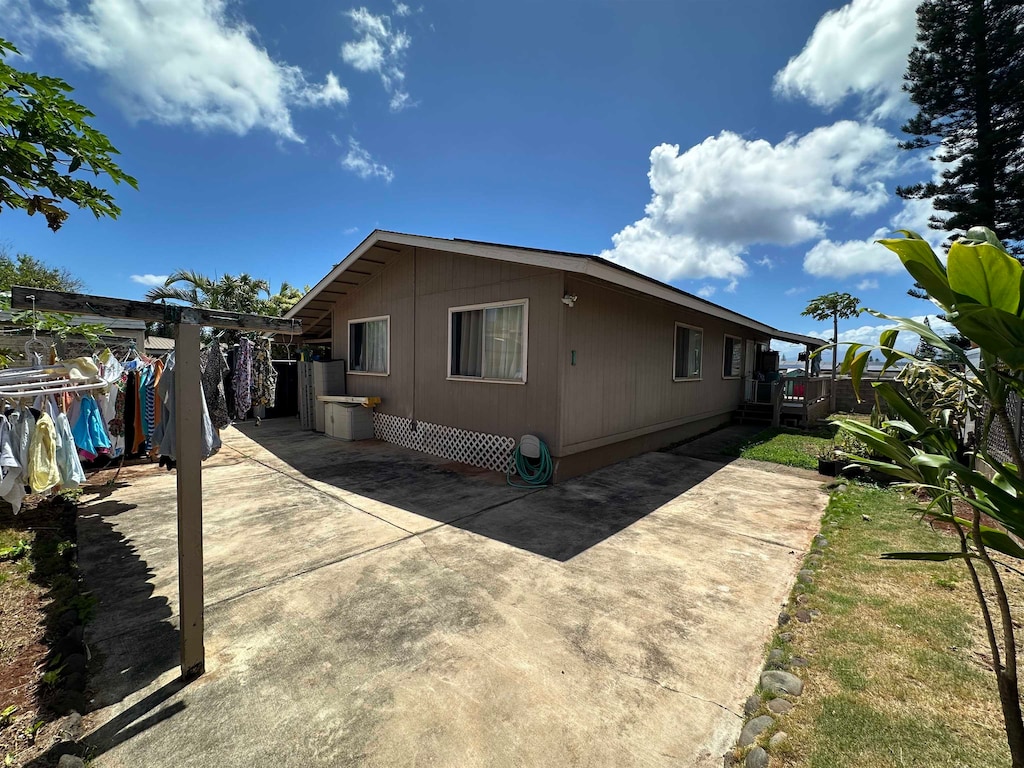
[724,512,833,766]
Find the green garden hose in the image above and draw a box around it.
[507,437,553,487]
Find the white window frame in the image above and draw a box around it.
[447,298,529,385]
[347,315,390,376]
[723,333,742,379]
[672,322,703,382]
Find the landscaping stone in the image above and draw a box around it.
[809,609,821,618]
[58,755,85,768]
[796,594,809,604]
[789,656,808,667]
[778,632,794,643]
[767,649,784,666]
[806,552,822,563]
[64,672,87,692]
[813,535,829,548]
[746,746,770,768]
[792,583,806,594]
[766,698,793,715]
[56,609,79,633]
[53,690,88,715]
[738,715,774,747]
[797,569,814,584]
[66,625,84,644]
[760,670,804,696]
[744,695,761,716]
[777,612,791,627]
[769,731,789,750]
[794,609,812,623]
[63,653,87,675]
[57,711,83,740]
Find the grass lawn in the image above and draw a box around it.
[760,483,1016,767]
[725,426,837,470]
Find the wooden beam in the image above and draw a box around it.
[11,286,302,333]
[174,322,205,680]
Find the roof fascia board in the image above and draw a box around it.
[290,230,823,347]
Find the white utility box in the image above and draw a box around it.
[324,402,375,441]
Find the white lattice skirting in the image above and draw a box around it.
[373,412,517,474]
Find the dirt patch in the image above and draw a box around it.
[0,493,91,767]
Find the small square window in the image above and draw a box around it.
[348,316,389,374]
[449,300,528,383]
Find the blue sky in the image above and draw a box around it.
[1,0,947,356]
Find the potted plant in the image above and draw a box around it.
[817,443,841,476]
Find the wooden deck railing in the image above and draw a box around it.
[781,376,830,405]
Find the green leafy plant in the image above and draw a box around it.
[0,37,137,231]
[0,705,16,728]
[10,310,110,346]
[0,539,29,561]
[23,719,43,743]
[833,226,1024,766]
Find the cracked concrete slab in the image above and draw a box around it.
[75,420,826,767]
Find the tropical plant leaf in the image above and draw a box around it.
[877,234,956,309]
[946,240,1024,315]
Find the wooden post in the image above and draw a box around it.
[174,319,205,679]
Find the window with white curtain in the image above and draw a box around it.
[673,323,702,380]
[348,316,389,374]
[723,334,742,378]
[449,300,528,383]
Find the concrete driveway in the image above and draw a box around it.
[71,420,826,768]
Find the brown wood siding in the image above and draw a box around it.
[559,275,768,453]
[331,247,563,445]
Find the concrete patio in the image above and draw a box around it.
[69,419,827,767]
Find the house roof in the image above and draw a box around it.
[286,230,823,348]
[145,336,176,352]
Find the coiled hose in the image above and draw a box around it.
[507,437,553,488]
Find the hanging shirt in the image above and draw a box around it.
[29,412,60,494]
[54,412,86,489]
[233,339,253,420]
[0,415,25,514]
[72,395,112,460]
[157,365,221,461]
[200,345,231,429]
[252,339,278,410]
[12,407,35,475]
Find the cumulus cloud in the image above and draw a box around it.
[340,137,394,182]
[130,273,169,287]
[696,285,716,298]
[803,230,905,277]
[857,278,879,290]
[342,6,414,112]
[601,121,901,283]
[11,0,348,142]
[784,286,805,297]
[774,0,918,119]
[773,314,955,363]
[756,256,774,269]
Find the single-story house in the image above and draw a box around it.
[285,231,823,481]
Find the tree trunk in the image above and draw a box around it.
[829,314,838,412]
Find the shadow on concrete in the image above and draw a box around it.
[236,419,732,562]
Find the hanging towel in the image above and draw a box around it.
[156,365,221,462]
[55,412,86,489]
[233,338,253,420]
[12,407,35,474]
[29,412,60,494]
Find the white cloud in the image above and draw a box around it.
[14,0,348,142]
[784,286,805,297]
[696,285,716,298]
[774,0,919,119]
[773,314,955,364]
[803,230,905,277]
[342,6,414,112]
[601,121,901,283]
[343,226,360,235]
[857,278,879,290]
[130,273,169,287]
[756,256,773,269]
[341,137,394,182]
